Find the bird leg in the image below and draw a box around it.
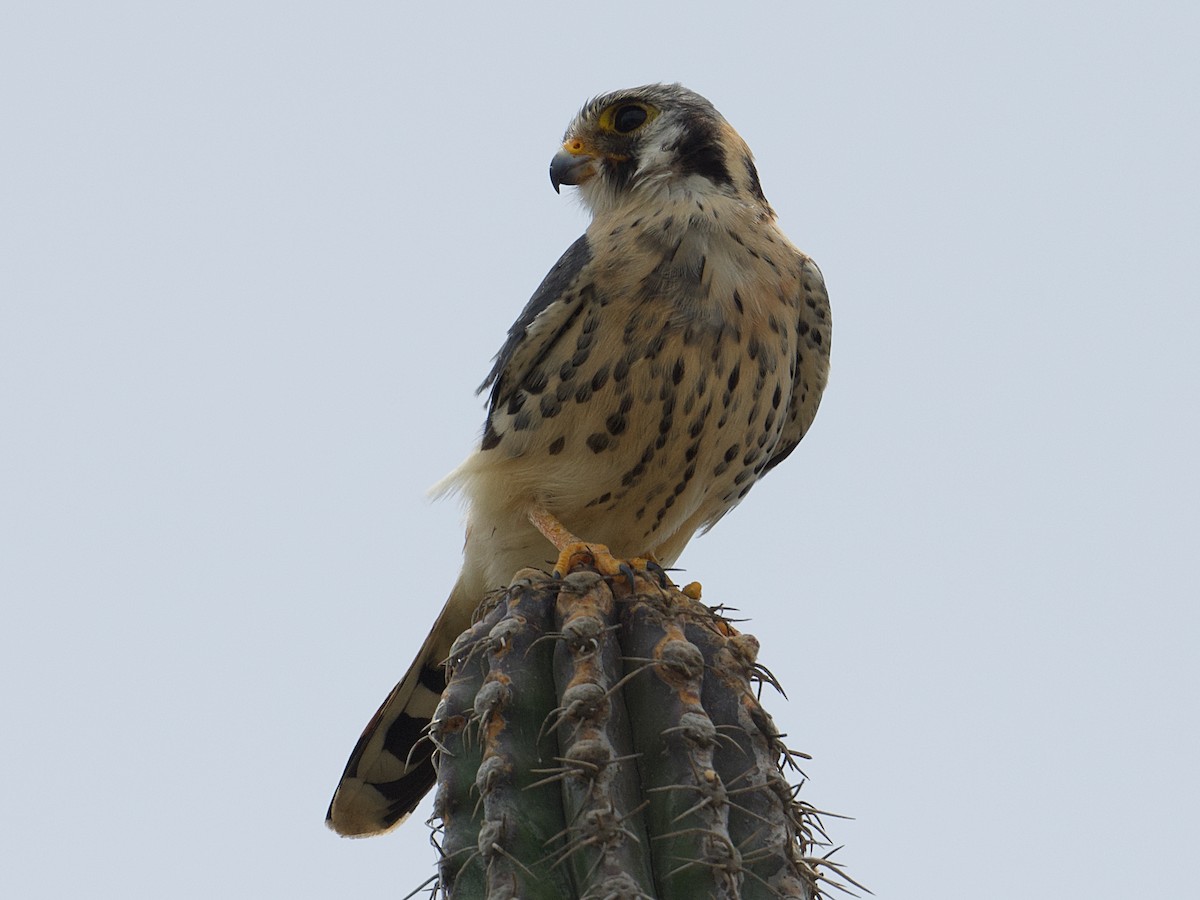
[527,504,660,588]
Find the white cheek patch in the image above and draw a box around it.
[638,122,687,178]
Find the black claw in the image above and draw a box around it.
[645,559,670,588]
[618,562,637,593]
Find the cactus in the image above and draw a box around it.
[428,565,856,900]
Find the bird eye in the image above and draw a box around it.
[612,104,648,134]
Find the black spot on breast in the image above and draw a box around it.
[513,411,533,432]
[622,312,644,341]
[671,358,685,385]
[727,365,741,392]
[547,436,565,455]
[540,395,562,418]
[732,291,744,314]
[590,366,610,392]
[606,413,627,436]
[644,333,666,360]
[621,446,656,488]
[587,433,610,453]
[673,463,697,496]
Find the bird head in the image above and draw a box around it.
[550,84,772,218]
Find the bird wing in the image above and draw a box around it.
[760,257,832,475]
[478,234,593,419]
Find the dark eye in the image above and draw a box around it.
[613,104,648,133]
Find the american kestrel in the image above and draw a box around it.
[327,83,831,837]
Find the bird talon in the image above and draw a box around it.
[552,541,614,579]
[551,541,660,594]
[645,559,671,589]
[618,562,637,593]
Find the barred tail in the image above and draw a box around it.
[326,579,480,837]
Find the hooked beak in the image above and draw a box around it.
[549,141,598,193]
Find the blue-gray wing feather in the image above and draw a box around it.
[478,234,593,416]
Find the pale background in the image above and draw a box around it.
[2,2,1196,897]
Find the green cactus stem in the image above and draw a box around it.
[428,565,851,900]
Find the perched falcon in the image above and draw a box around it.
[327,83,831,837]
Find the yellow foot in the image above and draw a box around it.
[527,504,675,591]
[552,543,680,596]
[553,541,638,579]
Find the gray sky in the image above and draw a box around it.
[2,2,1197,897]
